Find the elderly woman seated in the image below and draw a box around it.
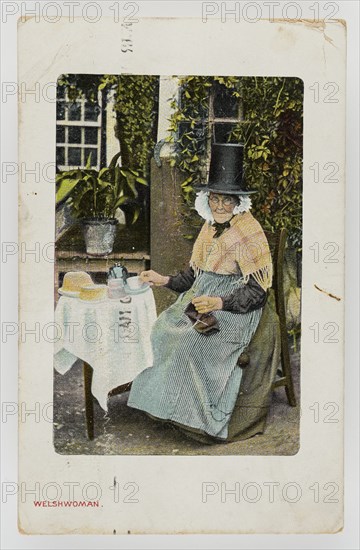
[127,144,273,442]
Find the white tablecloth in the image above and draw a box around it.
[54,289,157,411]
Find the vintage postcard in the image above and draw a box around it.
[18,15,346,535]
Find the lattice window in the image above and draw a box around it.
[178,80,244,175]
[209,80,243,142]
[56,87,102,171]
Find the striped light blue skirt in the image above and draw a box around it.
[127,271,262,439]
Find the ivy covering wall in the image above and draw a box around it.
[99,74,159,178]
[167,76,303,249]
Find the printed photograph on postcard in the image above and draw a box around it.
[53,74,303,455]
[18,15,346,535]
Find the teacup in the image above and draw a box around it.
[108,279,124,289]
[107,279,126,299]
[126,275,143,291]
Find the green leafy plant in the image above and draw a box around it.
[56,152,147,223]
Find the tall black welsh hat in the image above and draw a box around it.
[195,143,256,195]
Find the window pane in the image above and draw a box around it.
[84,102,99,122]
[68,102,81,121]
[213,122,238,143]
[56,125,65,143]
[85,127,98,145]
[68,126,82,144]
[84,148,98,167]
[57,85,65,99]
[56,147,65,166]
[68,147,82,166]
[56,101,65,121]
[213,83,239,118]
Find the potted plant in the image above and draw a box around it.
[56,152,147,256]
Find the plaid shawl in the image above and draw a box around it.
[190,212,273,291]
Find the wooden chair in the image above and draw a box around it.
[237,228,297,407]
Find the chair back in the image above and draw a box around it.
[264,228,288,331]
[237,227,297,408]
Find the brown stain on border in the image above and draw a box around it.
[272,18,346,29]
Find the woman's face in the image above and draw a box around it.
[208,193,238,223]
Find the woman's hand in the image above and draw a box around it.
[140,270,170,287]
[192,295,223,314]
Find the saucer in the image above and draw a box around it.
[124,283,150,295]
[58,289,80,298]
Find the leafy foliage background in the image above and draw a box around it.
[167,76,303,249]
[57,74,303,247]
